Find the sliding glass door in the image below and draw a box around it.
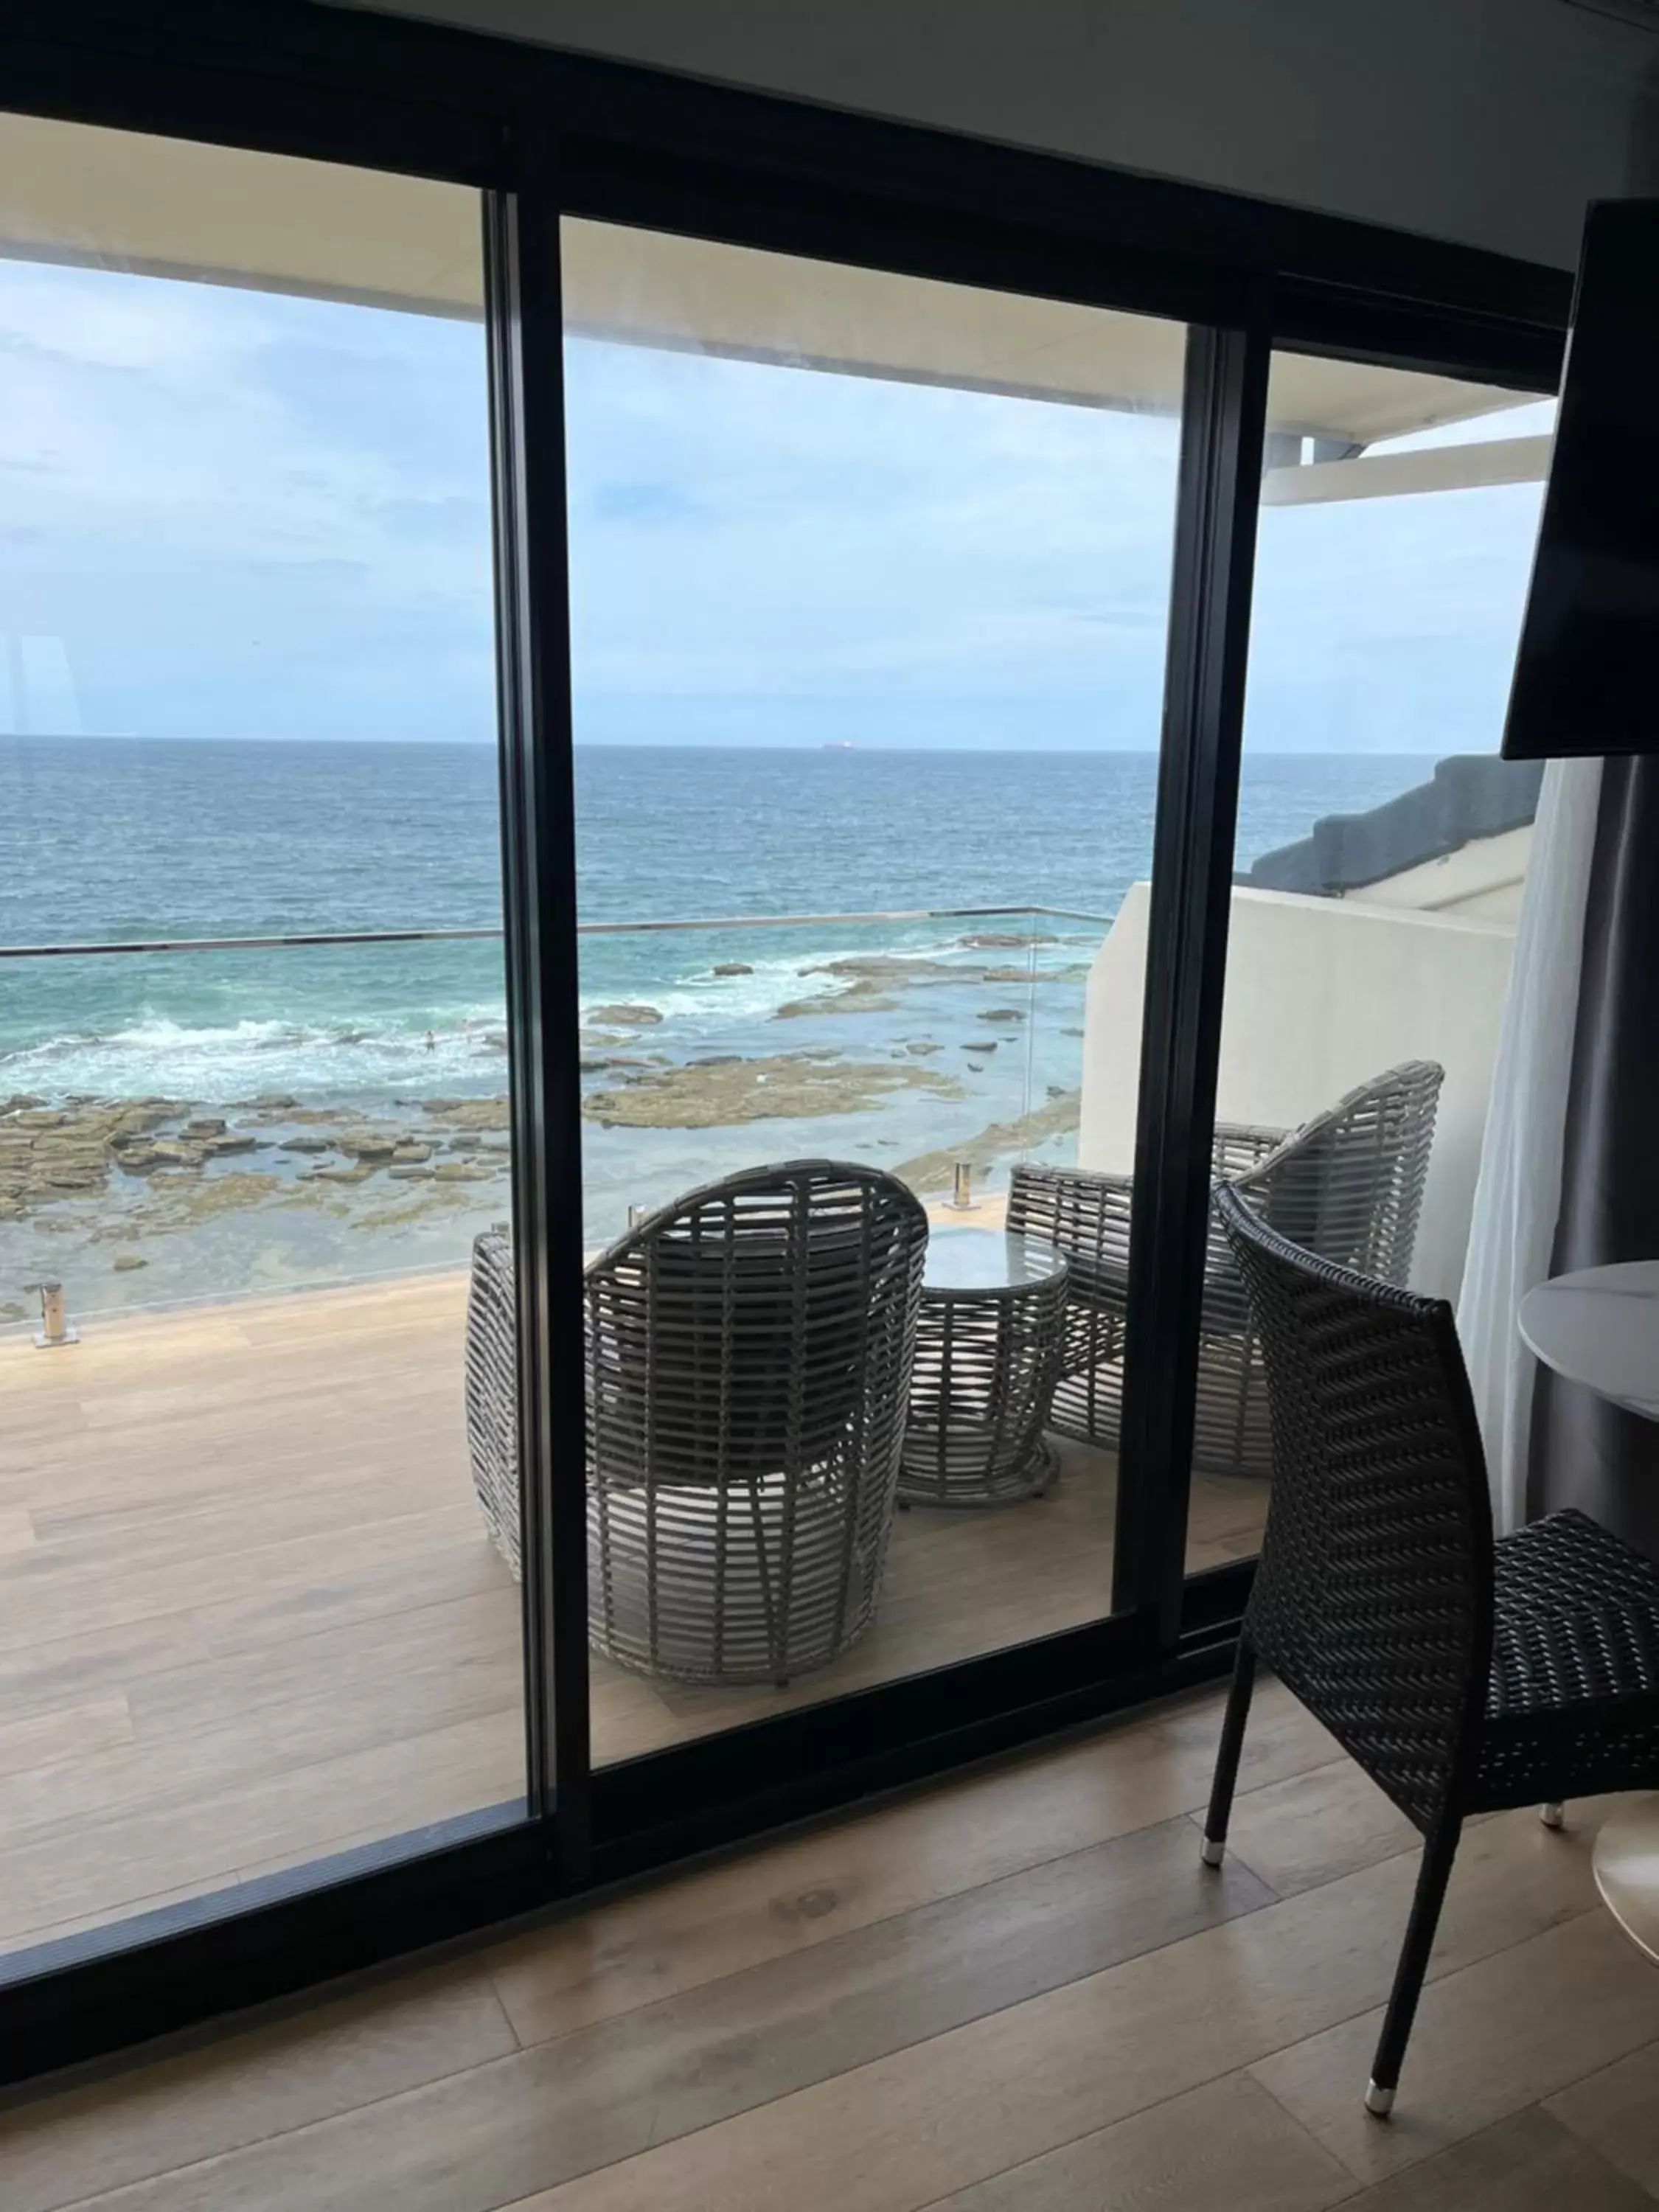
[558,215,1191,1765]
[1178,352,1557,1565]
[0,115,531,1960]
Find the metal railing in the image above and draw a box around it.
[0,904,1110,961]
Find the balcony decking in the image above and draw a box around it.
[0,1272,1267,1955]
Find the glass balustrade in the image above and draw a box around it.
[1,903,1104,1335]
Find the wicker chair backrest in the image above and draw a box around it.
[586,1159,928,1489]
[1215,1183,1494,1830]
[1236,1060,1442,1284]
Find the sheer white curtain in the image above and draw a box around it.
[1458,758,1602,1532]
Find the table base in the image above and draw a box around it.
[1594,1793,1659,1964]
[897,1431,1059,1509]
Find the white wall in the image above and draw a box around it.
[1079,884,1518,1301]
[1340,824,1533,925]
[337,0,1659,268]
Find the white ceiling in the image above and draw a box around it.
[0,112,1537,451]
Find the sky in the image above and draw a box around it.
[0,254,1557,753]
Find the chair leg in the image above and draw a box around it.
[1540,1801,1565,1830]
[1200,1637,1256,1868]
[1365,1809,1463,2117]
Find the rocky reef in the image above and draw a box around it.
[0,1096,181,1219]
[583,1054,964,1130]
[0,1091,514,1252]
[770,949,1088,1024]
[894,1088,1082,1195]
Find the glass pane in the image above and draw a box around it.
[1184,352,1557,1569]
[0,115,526,1954]
[562,217,1185,1756]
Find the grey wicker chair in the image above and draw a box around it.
[1006,1060,1443,1478]
[465,1160,929,1686]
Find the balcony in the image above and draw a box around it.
[0,904,1281,1953]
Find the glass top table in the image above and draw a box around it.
[900,1227,1069,1507]
[922,1228,1069,1295]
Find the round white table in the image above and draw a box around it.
[1519,1260,1659,1960]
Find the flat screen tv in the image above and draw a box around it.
[1503,198,1659,760]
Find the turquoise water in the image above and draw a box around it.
[0,738,1428,1312]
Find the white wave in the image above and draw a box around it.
[0,1005,509,1104]
[579,933,971,1034]
[2,922,1042,1105]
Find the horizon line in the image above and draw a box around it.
[0,731,1472,760]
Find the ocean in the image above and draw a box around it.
[1,738,1430,1319]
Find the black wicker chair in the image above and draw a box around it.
[1201,1183,1659,2118]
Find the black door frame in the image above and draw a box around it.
[1110,313,1272,1644]
[0,0,1566,2082]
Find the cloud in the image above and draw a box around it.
[0,254,1551,754]
[565,335,1183,725]
[0,260,495,741]
[588,479,700,525]
[1245,478,1546,754]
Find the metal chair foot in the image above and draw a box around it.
[1541,1801,1566,1830]
[1364,2079,1395,2118]
[1200,1835,1225,1868]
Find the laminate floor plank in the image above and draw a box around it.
[1547,2037,1659,2195]
[490,1677,1338,2045]
[921,2070,1354,2211]
[1201,1757,1422,1896]
[0,1695,131,1781]
[0,1964,518,2212]
[1335,2106,1653,2210]
[1252,1903,1659,2187]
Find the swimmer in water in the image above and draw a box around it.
[425,1029,437,1053]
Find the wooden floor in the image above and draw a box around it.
[7,1678,1659,2209]
[0,1272,1267,1952]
